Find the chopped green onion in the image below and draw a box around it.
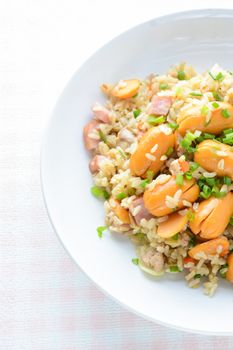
[222,138,233,145]
[99,130,107,143]
[132,93,138,98]
[190,91,203,97]
[209,71,224,81]
[132,258,139,265]
[212,90,223,101]
[201,105,209,116]
[165,146,174,156]
[180,131,197,152]
[194,274,201,279]
[203,133,215,139]
[187,211,195,222]
[221,109,232,118]
[230,217,233,226]
[118,147,127,159]
[224,132,233,139]
[185,171,192,180]
[189,235,196,247]
[140,179,149,189]
[200,185,211,199]
[168,122,179,130]
[205,178,216,186]
[116,192,127,200]
[175,86,183,96]
[169,266,180,272]
[133,109,141,118]
[223,128,233,135]
[219,264,228,278]
[146,170,154,181]
[223,176,231,186]
[172,233,179,240]
[148,116,165,125]
[215,72,224,81]
[135,232,145,240]
[91,186,110,200]
[211,186,227,198]
[128,188,136,196]
[177,70,186,80]
[212,102,219,108]
[159,83,168,90]
[189,162,199,172]
[97,226,107,238]
[176,173,184,186]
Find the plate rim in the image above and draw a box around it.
[41,8,233,335]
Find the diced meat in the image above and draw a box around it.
[89,155,107,173]
[129,196,153,225]
[141,248,164,273]
[83,120,100,151]
[148,95,172,116]
[118,128,135,143]
[92,103,111,123]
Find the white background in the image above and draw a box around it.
[2,0,233,348]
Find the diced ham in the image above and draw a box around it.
[141,248,164,273]
[148,95,172,116]
[89,155,107,173]
[92,103,111,123]
[129,196,153,225]
[83,119,100,151]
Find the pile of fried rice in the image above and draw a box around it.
[83,63,233,296]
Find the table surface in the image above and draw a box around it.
[2,0,233,348]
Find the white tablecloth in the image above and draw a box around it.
[2,0,233,348]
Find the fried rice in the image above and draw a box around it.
[83,63,233,296]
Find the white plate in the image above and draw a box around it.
[41,9,233,335]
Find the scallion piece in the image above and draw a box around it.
[189,235,196,247]
[176,173,184,186]
[172,233,179,240]
[177,70,186,80]
[221,109,231,118]
[189,91,203,97]
[187,211,195,222]
[160,83,168,90]
[189,162,199,172]
[133,109,141,118]
[97,226,107,238]
[140,179,149,189]
[205,178,216,187]
[223,176,231,186]
[148,116,165,125]
[185,171,192,180]
[91,186,110,200]
[146,170,154,182]
[132,258,139,265]
[201,105,209,116]
[169,266,180,272]
[116,192,127,200]
[212,91,223,101]
[202,132,215,139]
[200,185,211,199]
[165,146,174,156]
[224,132,233,140]
[168,122,179,130]
[99,130,107,143]
[209,71,224,81]
[223,128,233,135]
[212,102,219,109]
[194,274,201,279]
